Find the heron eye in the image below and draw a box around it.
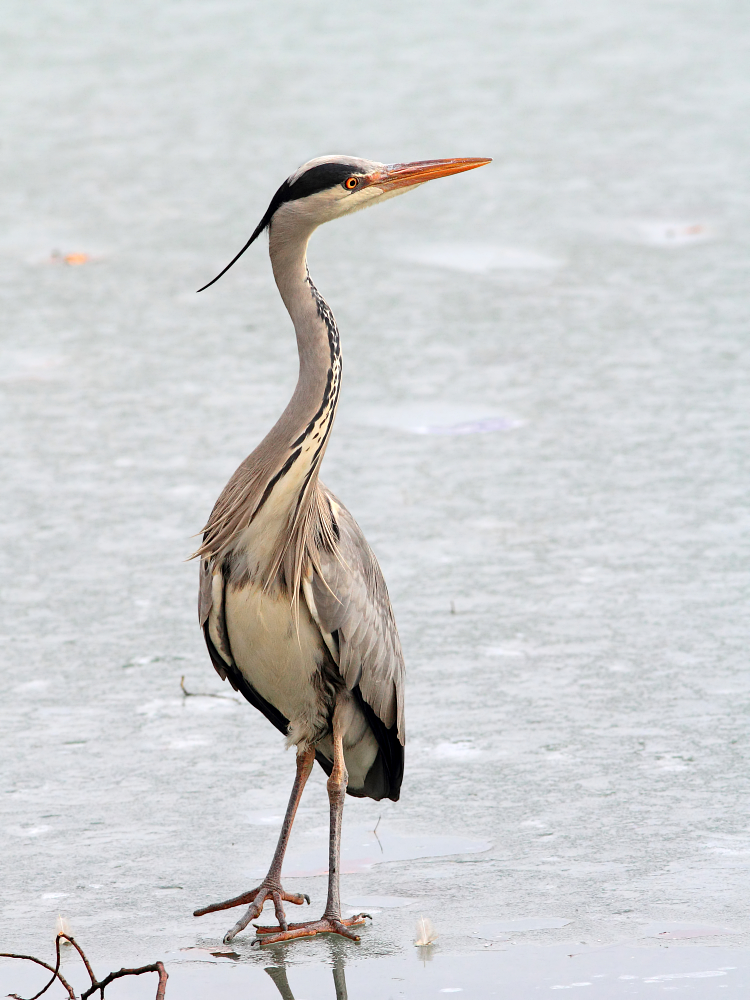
[344,176,360,190]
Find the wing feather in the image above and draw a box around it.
[309,491,405,746]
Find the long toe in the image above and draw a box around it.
[252,913,370,946]
[272,892,288,931]
[223,896,268,943]
[193,886,264,917]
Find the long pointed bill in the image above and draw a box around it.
[366,157,491,192]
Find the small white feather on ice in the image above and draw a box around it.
[415,915,438,946]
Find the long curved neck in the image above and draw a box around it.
[240,220,341,527]
[270,223,342,440]
[199,218,343,578]
[199,219,342,581]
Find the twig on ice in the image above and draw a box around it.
[1,935,75,999]
[180,675,239,701]
[1,934,168,999]
[62,935,97,990]
[80,960,168,1000]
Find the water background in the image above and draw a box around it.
[2,0,750,995]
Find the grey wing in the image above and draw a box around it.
[307,491,405,746]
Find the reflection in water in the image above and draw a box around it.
[265,965,297,1000]
[416,942,437,967]
[265,949,349,1000]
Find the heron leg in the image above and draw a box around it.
[252,705,370,945]
[194,744,315,943]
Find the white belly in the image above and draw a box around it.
[224,581,327,741]
[221,578,379,789]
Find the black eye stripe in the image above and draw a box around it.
[286,163,366,202]
[252,164,367,232]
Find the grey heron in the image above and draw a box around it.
[192,154,491,945]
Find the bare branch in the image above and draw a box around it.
[58,936,96,990]
[80,962,168,1000]
[0,943,75,1000]
[1,937,167,1000]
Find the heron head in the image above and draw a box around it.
[198,154,491,291]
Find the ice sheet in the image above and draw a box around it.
[1,0,749,995]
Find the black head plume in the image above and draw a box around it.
[196,179,291,292]
[196,161,367,292]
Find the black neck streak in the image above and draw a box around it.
[251,272,342,527]
[288,274,343,521]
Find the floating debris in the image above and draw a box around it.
[51,249,91,265]
[344,895,416,909]
[640,921,739,939]
[635,221,711,248]
[433,741,481,760]
[474,917,572,940]
[180,675,240,701]
[410,416,519,436]
[352,403,523,437]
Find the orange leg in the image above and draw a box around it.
[253,705,370,945]
[194,745,315,943]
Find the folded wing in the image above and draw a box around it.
[305,490,405,800]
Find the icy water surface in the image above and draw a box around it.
[4,945,750,999]
[2,0,750,995]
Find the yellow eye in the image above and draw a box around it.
[344,176,360,190]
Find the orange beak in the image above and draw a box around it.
[365,157,491,191]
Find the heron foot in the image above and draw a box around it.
[193,883,311,943]
[252,912,371,946]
